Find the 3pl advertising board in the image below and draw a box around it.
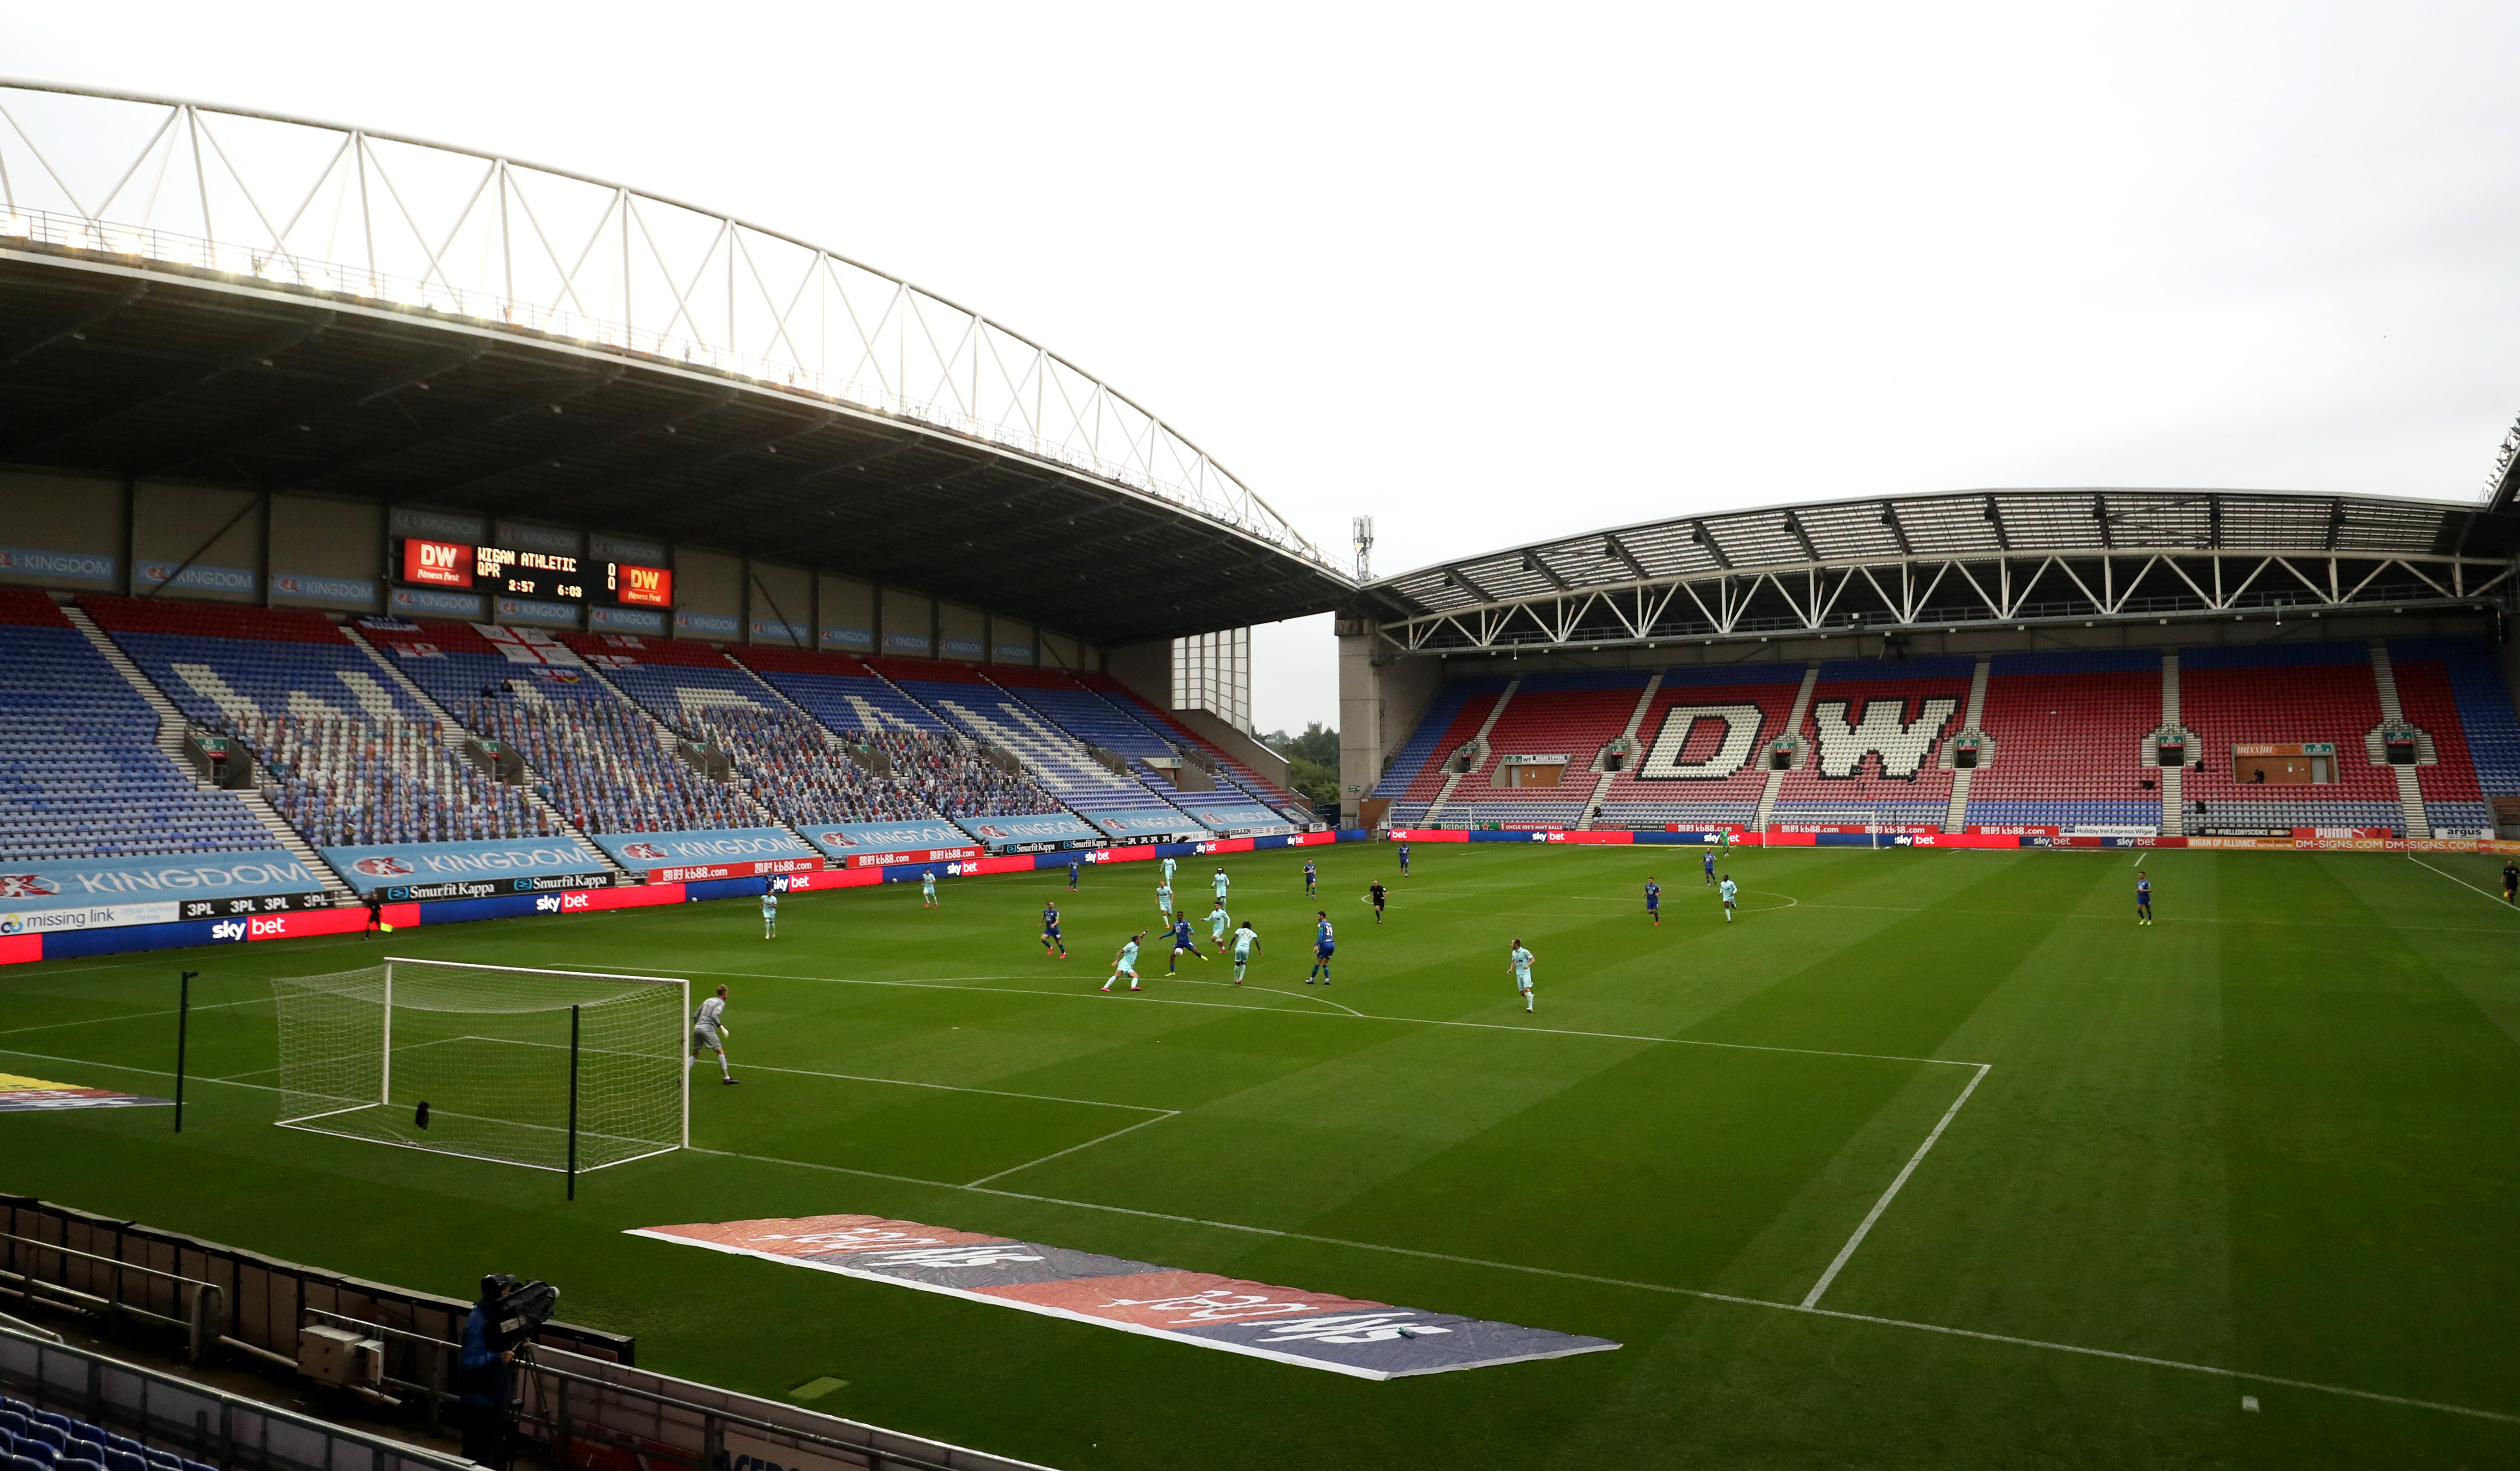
[591,827,823,881]
[319,839,614,894]
[805,819,981,870]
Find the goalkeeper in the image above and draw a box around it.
[690,984,738,1085]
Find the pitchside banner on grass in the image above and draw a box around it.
[0,1071,172,1111]
[631,1214,1618,1380]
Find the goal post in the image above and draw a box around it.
[271,958,689,1177]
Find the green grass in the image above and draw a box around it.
[5,842,2520,1469]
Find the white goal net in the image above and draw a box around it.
[271,958,688,1174]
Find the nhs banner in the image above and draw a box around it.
[0,851,325,906]
[591,827,822,881]
[958,812,1100,852]
[321,838,611,894]
[807,819,982,869]
[1087,808,1204,842]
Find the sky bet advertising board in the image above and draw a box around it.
[806,819,982,869]
[397,538,673,607]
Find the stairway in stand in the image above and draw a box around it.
[1941,656,1992,833]
[1577,673,1662,830]
[2367,643,2431,839]
[1753,664,1821,831]
[1424,679,1518,825]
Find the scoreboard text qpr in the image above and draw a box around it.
[398,539,673,607]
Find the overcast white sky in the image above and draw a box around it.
[14,2,2520,732]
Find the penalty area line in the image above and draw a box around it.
[1799,1062,1990,1309]
[2406,855,2520,915]
[686,1143,2520,1429]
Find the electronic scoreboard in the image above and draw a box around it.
[397,539,672,607]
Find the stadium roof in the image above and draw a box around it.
[1356,487,2520,654]
[0,80,1351,646]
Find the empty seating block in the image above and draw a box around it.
[1442,671,1649,826]
[1370,678,1508,825]
[1771,657,1972,828]
[2390,637,2520,835]
[877,658,1180,817]
[2178,642,2400,831]
[0,592,272,863]
[1964,649,2162,831]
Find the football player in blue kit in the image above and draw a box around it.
[1644,877,1661,927]
[1165,914,1207,975]
[1041,901,1068,959]
[1307,911,1336,985]
[2136,870,2153,926]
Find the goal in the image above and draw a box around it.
[271,958,688,1178]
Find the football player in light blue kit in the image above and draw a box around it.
[1307,911,1336,985]
[1510,940,1535,1013]
[760,887,778,939]
[1212,866,1230,903]
[1155,879,1175,923]
[921,867,939,908]
[1101,932,1146,993]
[1719,873,1739,922]
[1230,920,1260,984]
[1162,854,1178,887]
[1207,898,1233,949]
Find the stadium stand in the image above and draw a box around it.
[1369,676,1509,827]
[2388,637,2520,837]
[562,636,1064,824]
[1962,649,2164,832]
[1073,672,1313,817]
[1770,657,1973,828]
[978,667,1252,821]
[731,646,955,735]
[1596,664,1808,831]
[0,590,275,863]
[1437,670,1651,827]
[79,597,554,850]
[0,1394,212,1471]
[2177,642,2403,832]
[357,620,757,836]
[869,657,1187,818]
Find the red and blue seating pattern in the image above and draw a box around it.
[1369,677,1508,827]
[1962,649,2161,831]
[2177,642,2401,831]
[2389,638,2520,837]
[1437,670,1650,827]
[0,590,273,863]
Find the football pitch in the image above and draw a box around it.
[4,841,2519,1469]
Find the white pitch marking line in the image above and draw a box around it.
[961,1109,1182,1187]
[1799,1062,1991,1309]
[0,995,269,1038]
[2406,855,2520,914]
[19,1040,2512,1426]
[1168,975,1364,1016]
[686,1143,2520,1428]
[675,966,1981,1070]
